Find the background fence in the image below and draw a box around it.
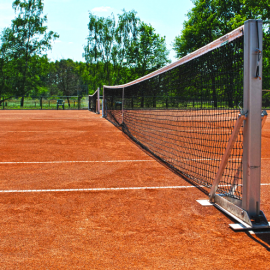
[0,96,89,110]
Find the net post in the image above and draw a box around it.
[97,87,100,114]
[102,86,105,118]
[242,20,263,218]
[122,88,124,124]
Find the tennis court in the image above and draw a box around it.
[0,110,270,269]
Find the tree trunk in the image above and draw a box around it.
[20,96,24,107]
[67,97,70,108]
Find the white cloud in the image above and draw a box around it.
[91,6,112,13]
[68,42,73,44]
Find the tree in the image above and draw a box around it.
[55,59,80,98]
[173,0,269,57]
[132,22,170,77]
[83,13,115,89]
[113,10,139,83]
[83,10,171,88]
[172,0,270,106]
[173,0,223,58]
[0,28,18,102]
[43,59,91,104]
[0,0,58,106]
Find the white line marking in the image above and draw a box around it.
[249,230,270,235]
[0,183,269,194]
[0,160,155,165]
[0,118,23,120]
[0,185,197,193]
[179,158,242,162]
[2,131,87,133]
[0,131,121,133]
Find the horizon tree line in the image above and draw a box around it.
[0,0,269,106]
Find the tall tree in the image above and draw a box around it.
[83,13,115,89]
[0,34,11,102]
[173,0,269,58]
[0,0,58,106]
[133,22,170,77]
[114,10,139,83]
[55,59,80,98]
[83,10,171,87]
[172,0,270,106]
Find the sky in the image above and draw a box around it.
[0,0,194,63]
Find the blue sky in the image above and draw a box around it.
[0,0,194,63]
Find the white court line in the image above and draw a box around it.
[0,160,155,165]
[249,230,270,235]
[0,185,204,193]
[2,131,86,133]
[1,131,120,133]
[31,118,105,120]
[0,118,23,120]
[179,158,242,162]
[0,130,121,133]
[0,183,269,193]
[2,158,270,165]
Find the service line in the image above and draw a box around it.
[0,160,155,165]
[0,183,269,194]
[0,185,205,193]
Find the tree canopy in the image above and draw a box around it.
[1,1,270,105]
[0,0,58,105]
[172,0,270,91]
[83,10,171,89]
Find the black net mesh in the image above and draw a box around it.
[104,88,123,125]
[104,35,244,200]
[89,90,99,113]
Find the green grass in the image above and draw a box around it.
[1,98,89,110]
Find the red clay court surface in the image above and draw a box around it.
[0,110,270,269]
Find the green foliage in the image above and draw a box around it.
[172,0,270,91]
[83,10,171,88]
[134,22,169,77]
[41,59,92,97]
[1,6,170,101]
[0,0,59,104]
[173,0,269,56]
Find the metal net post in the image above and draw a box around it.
[242,20,263,217]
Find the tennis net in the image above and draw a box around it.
[89,88,100,113]
[103,26,244,200]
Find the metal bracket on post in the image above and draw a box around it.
[209,113,246,202]
[208,110,270,230]
[208,20,270,231]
